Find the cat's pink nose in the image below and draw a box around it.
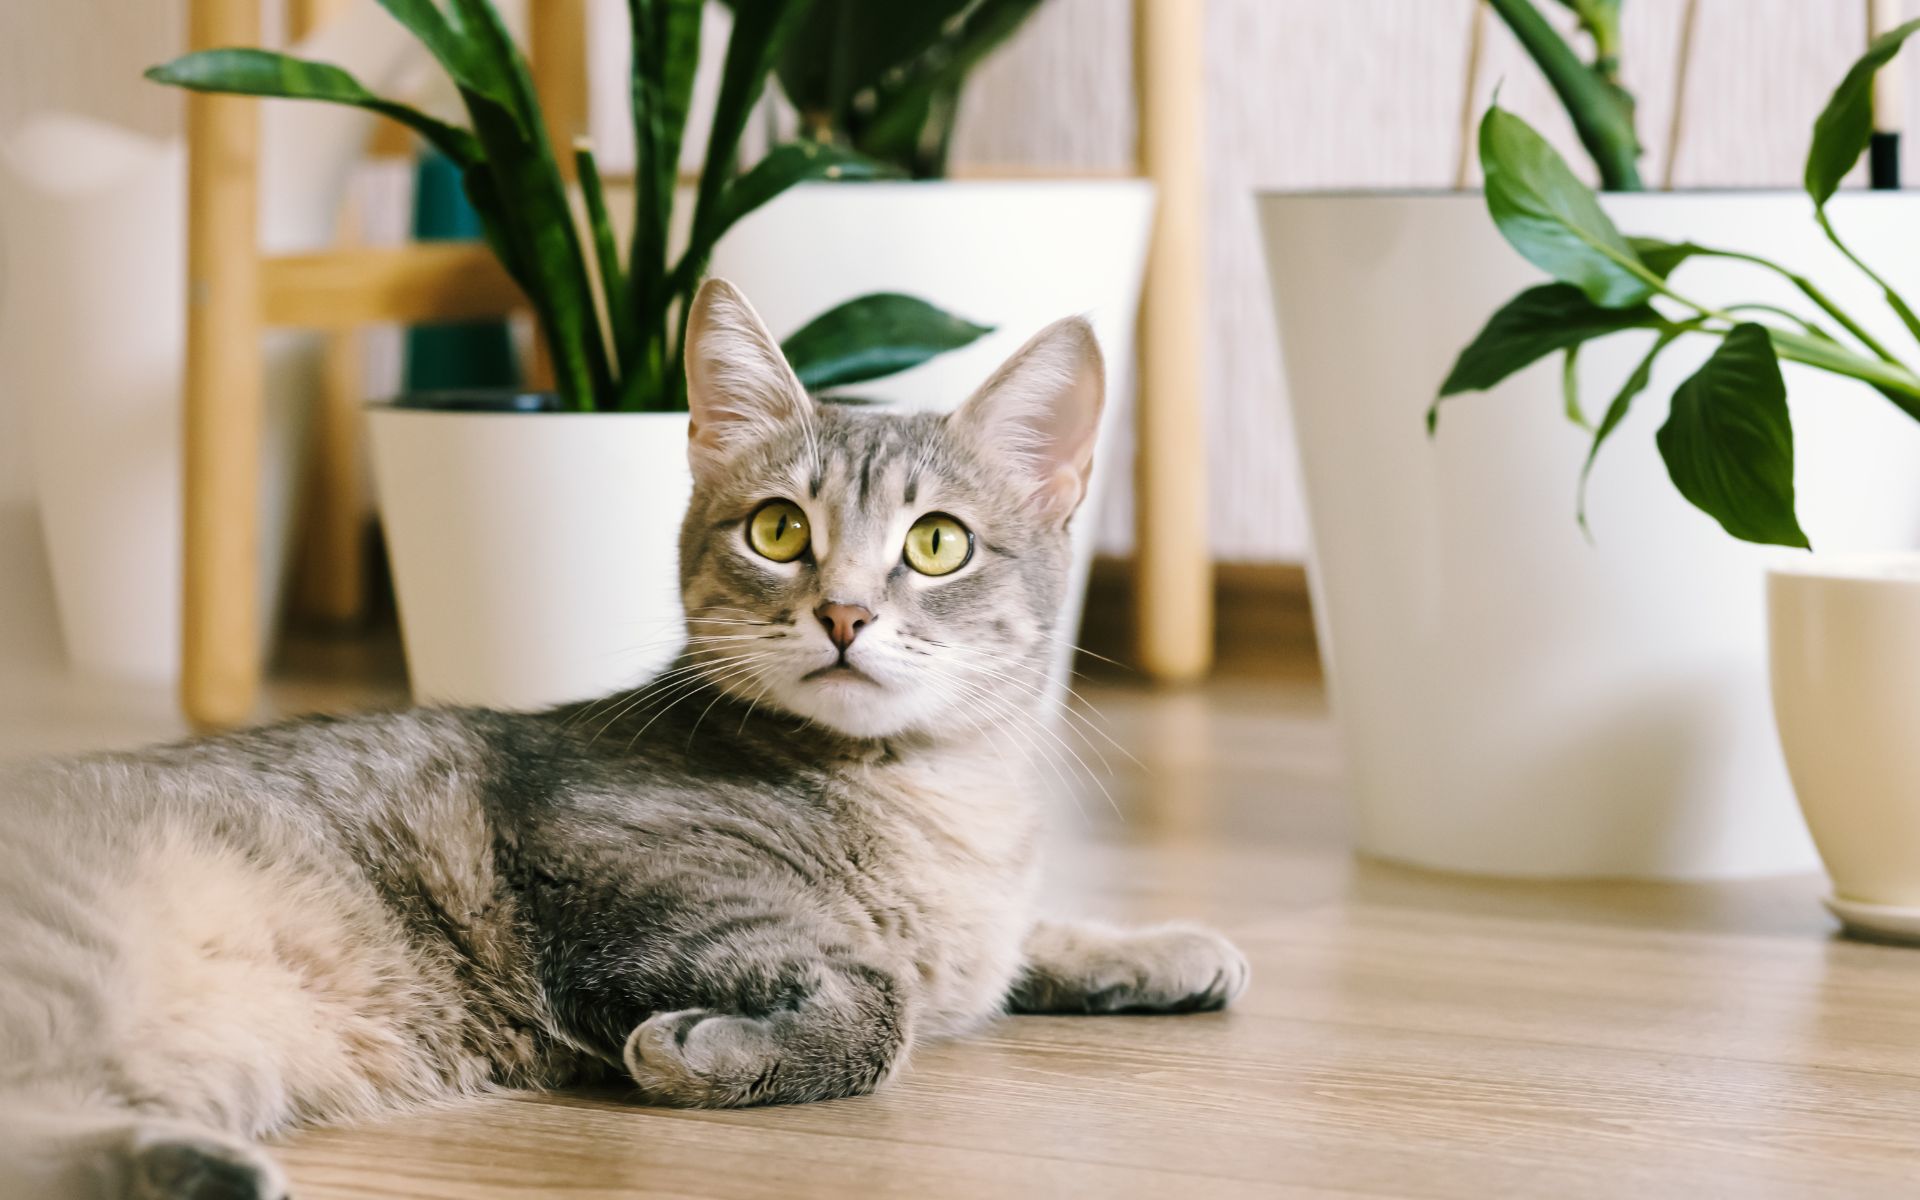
[816,603,875,652]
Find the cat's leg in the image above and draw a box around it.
[620,957,911,1109]
[1006,919,1250,1015]
[0,1095,287,1200]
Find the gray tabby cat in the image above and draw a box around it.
[0,280,1248,1200]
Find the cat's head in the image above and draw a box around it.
[677,278,1104,741]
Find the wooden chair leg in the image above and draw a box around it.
[181,0,264,729]
[1133,0,1214,684]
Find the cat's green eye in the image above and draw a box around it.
[903,513,973,577]
[748,500,810,563]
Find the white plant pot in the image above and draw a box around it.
[708,179,1155,693]
[1769,555,1920,939]
[0,3,418,683]
[1260,192,1920,880]
[369,406,692,709]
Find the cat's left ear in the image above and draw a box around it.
[683,278,811,479]
[952,316,1105,522]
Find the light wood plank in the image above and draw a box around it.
[260,245,524,330]
[180,0,263,730]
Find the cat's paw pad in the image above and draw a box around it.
[623,1008,777,1107]
[1099,925,1250,1013]
[127,1129,287,1200]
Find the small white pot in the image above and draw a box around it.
[368,405,691,709]
[1261,191,1920,880]
[1770,555,1920,939]
[708,179,1156,693]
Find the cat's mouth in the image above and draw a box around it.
[801,661,880,686]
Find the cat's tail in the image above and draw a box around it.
[0,1091,289,1200]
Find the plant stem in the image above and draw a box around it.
[1815,205,1920,347]
[1683,244,1902,364]
[1485,0,1643,190]
[1661,320,1920,410]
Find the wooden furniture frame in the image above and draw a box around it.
[179,0,1209,727]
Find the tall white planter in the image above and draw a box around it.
[369,408,692,709]
[1260,192,1920,880]
[709,180,1155,691]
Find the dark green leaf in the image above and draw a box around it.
[1479,105,1654,307]
[626,0,704,409]
[145,49,480,164]
[679,0,807,282]
[1577,324,1691,534]
[1562,345,1588,429]
[1487,0,1642,190]
[782,293,993,390]
[713,142,903,243]
[1625,237,1707,279]
[374,0,523,135]
[432,0,613,410]
[1806,17,1920,206]
[575,144,635,390]
[768,0,970,119]
[1436,282,1660,400]
[862,0,1045,170]
[1655,323,1809,548]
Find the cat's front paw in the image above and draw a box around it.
[1014,922,1250,1015]
[1100,924,1250,1013]
[623,1008,778,1108]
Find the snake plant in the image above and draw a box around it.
[147,0,992,413]
[740,0,1047,179]
[1489,0,1643,191]
[1434,19,1920,549]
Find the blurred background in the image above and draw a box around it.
[0,0,1909,686]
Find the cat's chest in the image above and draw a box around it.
[830,753,1039,1033]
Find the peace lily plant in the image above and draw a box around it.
[146,0,993,413]
[1487,0,1642,190]
[1434,19,1920,549]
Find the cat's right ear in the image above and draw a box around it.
[683,278,810,478]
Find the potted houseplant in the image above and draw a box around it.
[147,0,1001,709]
[705,0,1156,693]
[1258,2,1920,880]
[1439,20,1920,936]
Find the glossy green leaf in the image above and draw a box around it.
[782,293,993,391]
[1577,324,1690,534]
[1435,283,1659,405]
[1487,0,1642,190]
[1625,237,1706,279]
[626,0,704,407]
[145,49,480,165]
[1655,323,1809,548]
[1479,105,1654,307]
[715,142,903,243]
[680,1,806,282]
[449,0,612,410]
[374,0,523,135]
[770,0,969,120]
[861,0,1045,174]
[575,144,635,389]
[1807,17,1920,207]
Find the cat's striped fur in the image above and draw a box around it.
[0,281,1247,1199]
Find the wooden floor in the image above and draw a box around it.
[8,646,1920,1198]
